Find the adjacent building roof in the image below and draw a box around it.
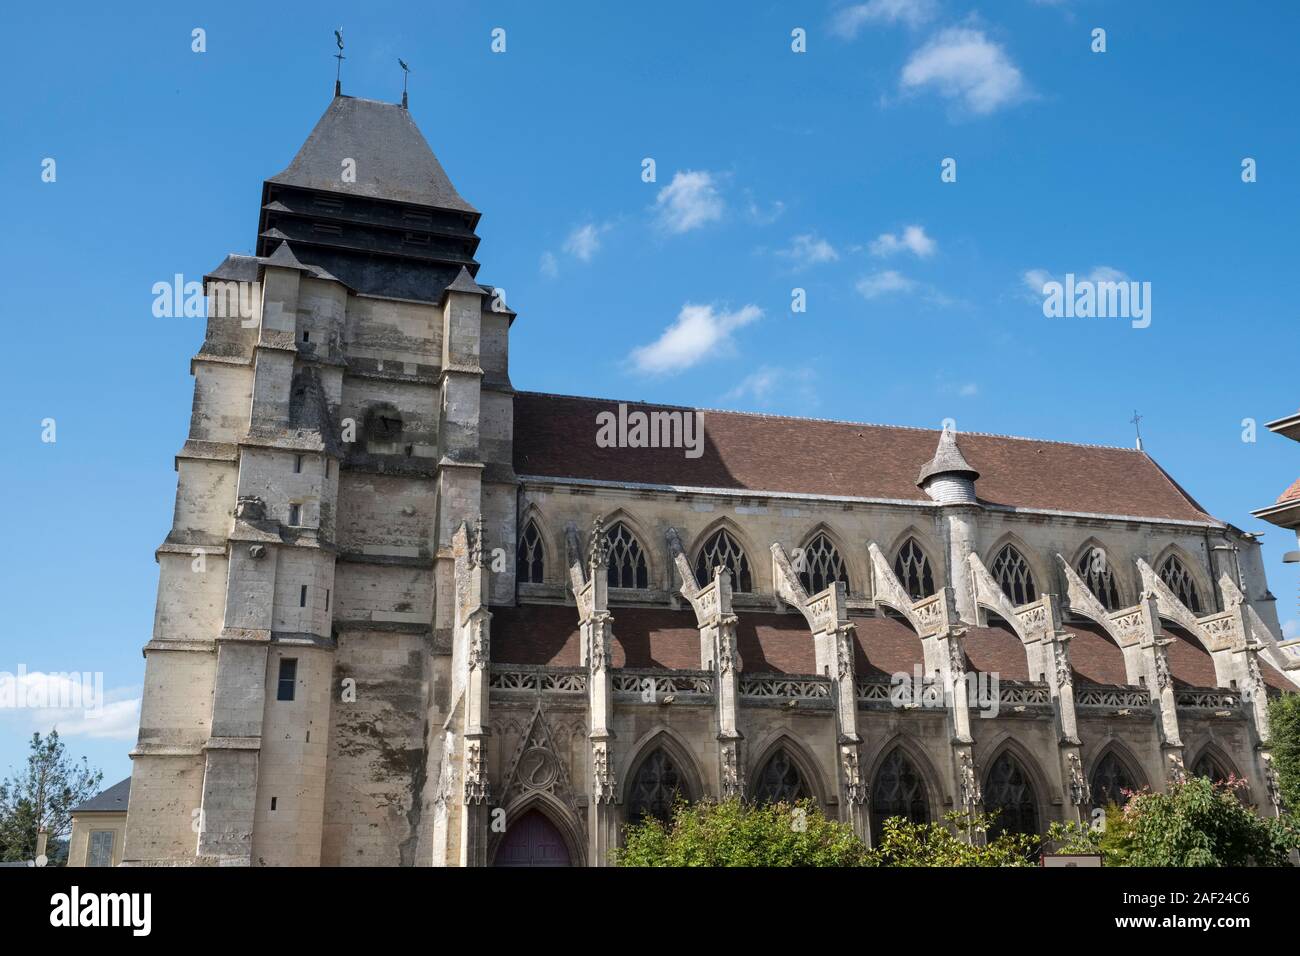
[72,777,130,814]
[513,392,1217,523]
[267,96,477,212]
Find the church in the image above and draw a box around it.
[123,90,1300,867]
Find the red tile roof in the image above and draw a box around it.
[491,605,925,676]
[851,615,926,678]
[513,392,1215,522]
[1277,477,1300,504]
[960,622,1032,681]
[1066,622,1130,687]
[1164,624,1222,688]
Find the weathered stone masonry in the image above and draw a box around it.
[124,92,1300,866]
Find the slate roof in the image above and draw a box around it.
[268,96,477,213]
[73,777,130,814]
[512,392,1217,523]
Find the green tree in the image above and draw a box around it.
[869,811,1038,867]
[1048,778,1299,866]
[1268,693,1300,813]
[616,798,870,867]
[0,731,103,863]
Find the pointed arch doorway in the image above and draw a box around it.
[492,809,573,867]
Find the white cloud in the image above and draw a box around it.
[629,303,763,375]
[833,0,938,36]
[856,270,918,299]
[54,697,141,740]
[0,670,141,741]
[958,382,979,397]
[870,224,936,258]
[563,222,611,262]
[776,233,840,268]
[725,366,819,408]
[539,251,559,278]
[900,28,1026,115]
[1021,264,1130,300]
[1283,619,1298,639]
[654,171,725,234]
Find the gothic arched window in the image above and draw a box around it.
[870,748,930,844]
[1158,555,1202,613]
[983,752,1039,840]
[753,748,810,805]
[605,522,649,590]
[1192,752,1233,785]
[627,749,684,825]
[991,545,1037,606]
[798,533,850,596]
[1090,752,1138,808]
[893,538,936,600]
[694,529,753,593]
[1076,547,1121,610]
[516,519,544,584]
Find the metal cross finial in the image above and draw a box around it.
[398,58,410,108]
[333,29,346,95]
[1130,409,1144,451]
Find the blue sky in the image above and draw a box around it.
[1,0,1297,786]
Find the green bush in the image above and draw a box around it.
[1268,693,1300,813]
[1048,777,1299,866]
[616,799,1036,867]
[869,811,1038,867]
[616,798,869,867]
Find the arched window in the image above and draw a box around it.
[516,519,544,584]
[991,545,1037,606]
[1076,547,1121,610]
[798,533,850,596]
[605,522,649,590]
[870,748,930,843]
[627,749,684,825]
[1192,752,1233,785]
[1090,752,1138,808]
[753,748,810,805]
[893,538,936,600]
[983,752,1039,840]
[1158,555,1202,613]
[695,529,753,592]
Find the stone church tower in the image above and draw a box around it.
[124,92,1300,867]
[128,93,515,865]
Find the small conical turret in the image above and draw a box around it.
[917,428,980,504]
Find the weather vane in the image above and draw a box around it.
[1130,409,1144,451]
[333,28,345,95]
[399,58,410,108]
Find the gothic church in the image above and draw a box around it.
[124,92,1300,866]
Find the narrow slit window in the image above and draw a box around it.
[293,455,303,474]
[299,584,308,608]
[288,503,302,526]
[324,588,330,612]
[277,658,297,701]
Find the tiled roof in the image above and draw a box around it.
[1065,621,1130,687]
[960,622,1032,681]
[492,604,925,675]
[1277,477,1300,504]
[513,393,1215,522]
[850,615,926,678]
[1163,624,1290,691]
